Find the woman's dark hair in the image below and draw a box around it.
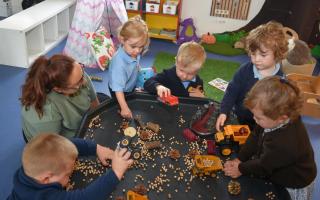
[21,54,75,117]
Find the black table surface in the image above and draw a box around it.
[72,93,290,200]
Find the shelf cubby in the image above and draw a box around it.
[0,0,76,68]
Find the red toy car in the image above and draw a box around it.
[158,95,179,106]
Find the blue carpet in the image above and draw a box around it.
[0,38,319,200]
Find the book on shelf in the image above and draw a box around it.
[149,28,162,35]
[159,28,176,37]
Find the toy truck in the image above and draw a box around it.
[215,125,250,156]
[127,190,148,200]
[192,155,223,177]
[158,95,179,106]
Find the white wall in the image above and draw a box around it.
[181,0,265,35]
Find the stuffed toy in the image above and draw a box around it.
[282,39,316,75]
[136,67,157,89]
[176,18,200,45]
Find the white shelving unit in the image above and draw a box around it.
[0,0,76,68]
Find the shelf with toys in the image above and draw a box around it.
[124,0,182,41]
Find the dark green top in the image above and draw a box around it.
[22,73,97,140]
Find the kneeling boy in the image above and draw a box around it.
[7,133,133,200]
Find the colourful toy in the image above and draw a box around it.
[176,18,200,45]
[183,128,199,142]
[127,190,148,200]
[206,139,216,155]
[201,32,216,44]
[215,125,250,156]
[158,95,179,106]
[192,155,223,177]
[190,102,215,136]
[136,67,156,88]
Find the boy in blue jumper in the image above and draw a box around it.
[7,133,133,200]
[144,41,206,98]
[215,21,288,131]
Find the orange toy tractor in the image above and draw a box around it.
[127,190,148,200]
[215,125,250,156]
[192,155,223,177]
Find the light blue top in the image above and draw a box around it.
[108,46,140,92]
[181,77,196,88]
[253,63,281,80]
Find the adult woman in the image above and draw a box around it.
[21,54,99,141]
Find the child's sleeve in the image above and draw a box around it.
[237,129,260,161]
[220,66,244,115]
[54,169,120,200]
[238,134,297,177]
[70,138,97,156]
[144,69,170,94]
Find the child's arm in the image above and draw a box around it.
[70,138,113,163]
[115,91,133,119]
[216,67,245,131]
[111,148,133,179]
[144,68,172,95]
[58,148,133,200]
[96,144,114,166]
[156,85,171,98]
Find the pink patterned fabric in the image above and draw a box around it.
[64,0,128,68]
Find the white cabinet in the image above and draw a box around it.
[0,0,76,68]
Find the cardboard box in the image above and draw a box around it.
[126,0,139,11]
[282,59,316,76]
[146,3,160,13]
[287,73,320,118]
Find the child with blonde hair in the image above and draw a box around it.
[7,133,133,200]
[223,76,316,200]
[108,16,150,119]
[216,21,288,131]
[144,41,206,98]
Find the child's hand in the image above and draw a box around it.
[112,148,133,180]
[156,85,171,98]
[96,144,114,166]
[223,158,242,178]
[120,107,133,119]
[189,86,205,98]
[215,114,227,132]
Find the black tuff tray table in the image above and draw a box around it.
[72,93,290,200]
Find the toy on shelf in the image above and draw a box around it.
[191,155,223,177]
[158,95,179,106]
[201,32,216,44]
[215,125,250,156]
[176,18,200,45]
